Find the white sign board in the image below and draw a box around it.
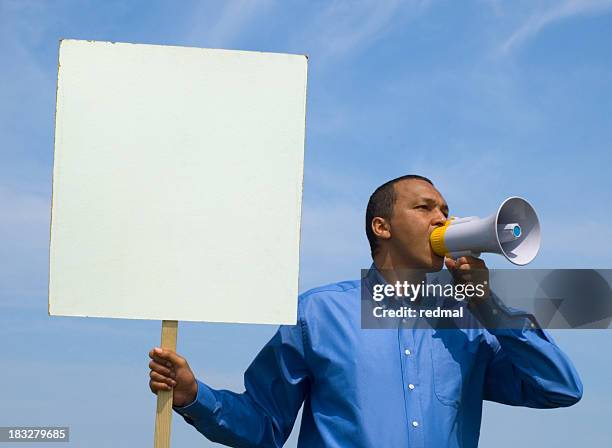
[49,40,307,324]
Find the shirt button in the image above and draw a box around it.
[404,349,411,355]
[408,383,415,390]
[412,420,419,427]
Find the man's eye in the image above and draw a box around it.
[416,205,428,210]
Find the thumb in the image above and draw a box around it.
[445,257,457,270]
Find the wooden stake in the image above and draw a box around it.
[154,320,178,448]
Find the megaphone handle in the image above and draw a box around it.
[448,250,482,259]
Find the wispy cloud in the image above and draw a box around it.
[500,0,612,54]
[183,0,275,48]
[291,0,431,68]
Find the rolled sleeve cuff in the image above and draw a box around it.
[471,293,556,344]
[172,379,218,425]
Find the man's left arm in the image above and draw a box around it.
[446,256,583,408]
[481,315,583,408]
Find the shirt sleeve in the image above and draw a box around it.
[172,314,311,447]
[475,294,583,408]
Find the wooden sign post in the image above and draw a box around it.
[154,320,178,448]
[49,40,307,447]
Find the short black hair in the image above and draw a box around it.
[365,174,434,258]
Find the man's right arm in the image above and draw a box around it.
[170,319,311,447]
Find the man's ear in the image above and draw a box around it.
[371,217,391,241]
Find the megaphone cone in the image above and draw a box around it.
[430,197,541,265]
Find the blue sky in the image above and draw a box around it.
[1,0,611,446]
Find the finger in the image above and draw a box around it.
[149,348,172,359]
[461,273,473,283]
[458,263,471,271]
[149,360,175,377]
[149,352,172,368]
[152,347,185,367]
[468,256,489,270]
[453,273,473,283]
[456,257,468,266]
[153,356,174,369]
[149,349,171,365]
[149,349,175,368]
[150,380,173,393]
[150,370,177,386]
[445,257,456,270]
[465,256,486,268]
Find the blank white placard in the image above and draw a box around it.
[49,39,307,324]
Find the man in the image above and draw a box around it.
[148,174,582,447]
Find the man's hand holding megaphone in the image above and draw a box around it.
[445,255,490,306]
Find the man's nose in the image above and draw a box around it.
[432,211,447,227]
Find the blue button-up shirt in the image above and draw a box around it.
[173,265,582,447]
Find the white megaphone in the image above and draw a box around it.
[429,196,541,266]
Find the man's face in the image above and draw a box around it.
[386,179,449,271]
